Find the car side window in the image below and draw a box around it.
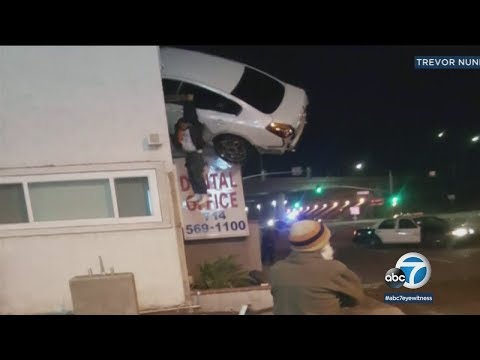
[378,219,395,229]
[162,79,181,97]
[399,219,417,229]
[178,82,242,116]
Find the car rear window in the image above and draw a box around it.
[231,67,285,114]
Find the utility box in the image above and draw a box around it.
[69,273,139,315]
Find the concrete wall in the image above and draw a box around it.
[184,221,262,282]
[0,46,172,168]
[0,228,185,314]
[0,46,188,314]
[193,286,273,313]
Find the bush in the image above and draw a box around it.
[194,255,251,290]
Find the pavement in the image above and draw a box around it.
[266,223,480,315]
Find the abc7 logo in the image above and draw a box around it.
[387,252,431,289]
[385,268,406,289]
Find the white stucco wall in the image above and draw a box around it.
[0,46,172,168]
[0,228,185,314]
[0,46,187,314]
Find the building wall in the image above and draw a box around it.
[0,46,188,314]
[0,227,184,314]
[0,46,172,168]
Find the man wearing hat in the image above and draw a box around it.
[269,220,366,315]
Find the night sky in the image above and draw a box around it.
[177,46,480,178]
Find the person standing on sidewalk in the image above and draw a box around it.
[269,219,404,315]
[173,95,209,206]
[269,220,366,314]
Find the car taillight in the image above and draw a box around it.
[266,122,295,138]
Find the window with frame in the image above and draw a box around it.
[162,78,181,96]
[398,219,417,229]
[0,183,29,224]
[0,170,161,229]
[231,66,285,114]
[178,82,242,115]
[378,219,395,229]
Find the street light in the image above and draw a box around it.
[271,200,277,208]
[256,204,261,211]
[437,131,445,138]
[355,162,364,170]
[472,135,479,143]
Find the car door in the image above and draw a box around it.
[375,219,397,243]
[394,218,421,244]
[177,81,242,143]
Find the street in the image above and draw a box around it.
[336,225,480,314]
[268,223,480,315]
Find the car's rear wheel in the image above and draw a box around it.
[213,134,252,164]
[422,232,448,248]
[369,235,382,248]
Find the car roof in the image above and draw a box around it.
[373,216,414,226]
[160,47,246,94]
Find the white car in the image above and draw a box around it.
[160,47,309,163]
[353,215,477,247]
[353,217,421,246]
[373,217,422,245]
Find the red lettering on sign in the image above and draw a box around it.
[180,175,190,192]
[209,173,218,190]
[219,173,228,189]
[229,172,237,188]
[230,192,238,208]
[219,193,229,208]
[186,195,196,211]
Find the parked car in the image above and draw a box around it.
[352,215,478,248]
[160,47,309,163]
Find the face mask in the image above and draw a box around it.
[321,243,335,260]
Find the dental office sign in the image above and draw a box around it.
[174,157,249,240]
[415,56,480,69]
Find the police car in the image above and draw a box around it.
[353,215,477,248]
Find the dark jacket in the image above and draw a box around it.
[269,251,365,315]
[173,101,205,151]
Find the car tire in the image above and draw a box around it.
[370,235,382,248]
[423,233,446,248]
[213,134,252,164]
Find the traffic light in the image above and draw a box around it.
[390,195,400,207]
[294,201,301,209]
[314,185,323,195]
